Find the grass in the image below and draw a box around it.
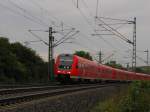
[91,81,150,112]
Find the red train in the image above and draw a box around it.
[55,54,150,82]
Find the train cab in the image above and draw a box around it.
[55,54,73,80]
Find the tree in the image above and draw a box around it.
[135,66,150,74]
[0,37,48,83]
[0,37,27,83]
[105,61,124,69]
[10,42,48,82]
[74,50,93,61]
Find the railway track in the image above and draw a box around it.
[0,83,59,89]
[0,84,81,96]
[0,83,120,107]
[0,83,103,96]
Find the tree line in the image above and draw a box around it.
[0,37,48,83]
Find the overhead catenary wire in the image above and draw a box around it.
[28,30,49,46]
[72,0,121,52]
[95,19,132,51]
[75,0,132,57]
[54,30,80,47]
[5,0,79,53]
[72,41,98,53]
[95,21,128,31]
[29,0,79,46]
[136,56,147,64]
[72,1,130,62]
[7,0,75,37]
[24,40,42,46]
[0,0,135,66]
[93,26,129,51]
[79,32,101,49]
[99,16,132,22]
[72,0,94,27]
[79,32,127,62]
[30,0,76,30]
[94,33,117,49]
[97,17,133,45]
[96,0,99,18]
[7,0,49,27]
[0,2,47,27]
[126,49,149,65]
[94,1,133,45]
[54,29,76,45]
[115,23,129,30]
[81,0,94,18]
[28,28,79,51]
[29,0,60,27]
[94,0,134,52]
[102,52,116,62]
[99,22,130,26]
[96,23,131,49]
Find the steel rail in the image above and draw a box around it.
[0,84,102,96]
[0,84,120,107]
[0,83,59,89]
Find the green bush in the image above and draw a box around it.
[91,81,150,112]
[119,81,150,112]
[0,37,48,83]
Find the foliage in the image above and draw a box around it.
[0,37,48,83]
[136,66,150,74]
[91,81,150,112]
[74,50,93,61]
[118,81,150,112]
[105,61,124,69]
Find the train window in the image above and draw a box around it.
[59,55,73,69]
[83,64,85,68]
[59,55,73,66]
[98,68,101,73]
[76,65,78,69]
[59,65,72,69]
[78,63,80,68]
[108,70,112,74]
[82,64,84,68]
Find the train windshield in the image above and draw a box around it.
[59,54,73,69]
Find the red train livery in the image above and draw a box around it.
[55,54,150,82]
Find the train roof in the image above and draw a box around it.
[74,55,98,65]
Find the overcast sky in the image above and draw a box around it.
[0,0,150,66]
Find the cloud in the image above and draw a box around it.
[0,0,149,66]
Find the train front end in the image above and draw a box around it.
[55,54,77,82]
